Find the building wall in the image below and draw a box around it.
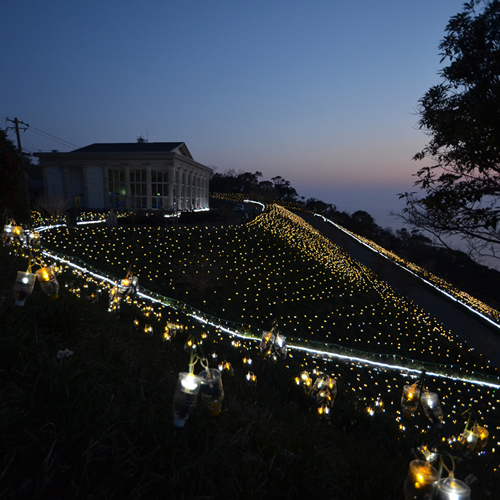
[85,166,106,209]
[44,166,65,200]
[67,167,84,208]
[41,152,211,211]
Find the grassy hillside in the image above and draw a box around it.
[42,205,494,373]
[1,205,499,498]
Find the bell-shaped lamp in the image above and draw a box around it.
[274,333,287,359]
[14,271,36,306]
[36,266,59,299]
[401,383,421,418]
[403,459,438,500]
[259,330,275,355]
[173,372,202,427]
[421,392,444,427]
[199,368,224,416]
[437,477,470,500]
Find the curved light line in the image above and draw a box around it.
[34,222,500,390]
[315,214,500,330]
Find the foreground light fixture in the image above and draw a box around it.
[218,360,234,376]
[403,459,438,500]
[14,271,36,306]
[420,392,444,427]
[173,372,202,428]
[437,477,470,500]
[274,333,287,360]
[36,266,59,299]
[472,423,489,451]
[2,224,25,245]
[121,274,139,295]
[199,368,224,416]
[401,383,421,418]
[259,330,275,355]
[461,423,489,454]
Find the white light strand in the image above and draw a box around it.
[34,224,500,391]
[314,214,500,330]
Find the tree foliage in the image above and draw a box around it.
[210,170,298,201]
[401,0,500,260]
[0,129,30,223]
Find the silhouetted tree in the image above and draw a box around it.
[271,175,298,200]
[400,0,500,261]
[305,198,334,213]
[0,129,30,222]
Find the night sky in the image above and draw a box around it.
[1,0,463,227]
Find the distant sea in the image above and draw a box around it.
[301,184,407,230]
[301,184,500,271]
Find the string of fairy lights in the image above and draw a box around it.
[4,204,500,495]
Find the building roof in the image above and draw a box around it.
[69,142,192,159]
[33,141,213,173]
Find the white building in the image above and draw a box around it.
[35,142,212,211]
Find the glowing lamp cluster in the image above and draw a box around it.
[120,275,139,294]
[108,273,139,312]
[173,368,225,427]
[163,323,184,342]
[460,423,489,454]
[14,264,60,305]
[401,383,443,427]
[218,361,234,376]
[296,370,337,416]
[2,224,25,246]
[259,324,287,360]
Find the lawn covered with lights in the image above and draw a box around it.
[42,205,494,374]
[2,204,500,498]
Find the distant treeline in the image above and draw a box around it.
[210,170,500,310]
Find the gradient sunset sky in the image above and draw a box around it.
[1,0,464,227]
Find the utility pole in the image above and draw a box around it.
[6,117,31,222]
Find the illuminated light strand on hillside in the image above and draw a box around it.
[34,224,65,232]
[40,249,116,287]
[25,207,500,463]
[28,211,500,382]
[35,210,495,375]
[77,220,106,225]
[208,196,499,327]
[315,213,500,329]
[243,199,266,211]
[35,244,500,390]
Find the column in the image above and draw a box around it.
[182,169,187,210]
[103,167,110,208]
[63,167,71,204]
[124,166,131,210]
[168,167,175,210]
[83,166,90,209]
[187,171,192,209]
[146,166,152,210]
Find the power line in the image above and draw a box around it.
[27,126,81,150]
[4,118,82,151]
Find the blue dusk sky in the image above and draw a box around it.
[1,0,464,228]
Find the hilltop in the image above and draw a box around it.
[1,205,499,498]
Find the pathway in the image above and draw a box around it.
[301,213,500,370]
